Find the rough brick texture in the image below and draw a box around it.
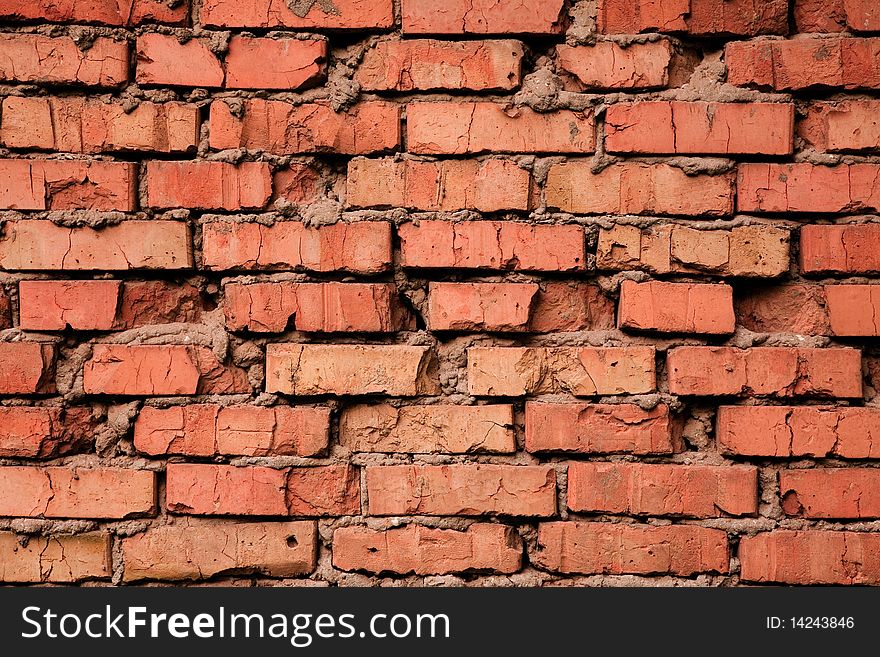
[1,0,877,590]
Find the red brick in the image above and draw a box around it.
[0,220,191,271]
[136,34,223,87]
[0,343,55,394]
[740,531,880,585]
[339,404,515,454]
[146,161,271,210]
[525,403,677,455]
[825,285,880,335]
[398,220,585,272]
[346,157,532,212]
[667,347,862,398]
[358,39,523,91]
[557,41,677,90]
[272,162,324,206]
[225,36,327,90]
[535,521,729,575]
[134,405,330,457]
[795,0,847,32]
[223,282,408,333]
[845,0,880,31]
[735,285,831,335]
[527,283,616,332]
[717,405,880,459]
[597,224,790,277]
[781,469,880,518]
[468,347,656,396]
[0,531,110,583]
[0,407,95,458]
[333,524,522,575]
[401,0,565,35]
[0,0,187,25]
[546,162,734,216]
[200,0,394,29]
[114,282,204,329]
[427,282,537,331]
[799,101,880,152]
[83,345,250,396]
[738,163,880,213]
[0,160,136,211]
[568,462,758,518]
[0,34,128,86]
[366,464,556,516]
[0,467,155,519]
[606,102,793,155]
[407,102,594,154]
[166,463,360,516]
[266,344,439,396]
[597,0,788,35]
[800,224,880,274]
[122,521,317,582]
[19,280,120,331]
[618,280,735,335]
[726,37,880,91]
[1,97,199,154]
[209,100,399,154]
[202,220,392,273]
[0,288,10,329]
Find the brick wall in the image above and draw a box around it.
[0,0,878,586]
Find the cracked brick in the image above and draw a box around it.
[401,0,565,35]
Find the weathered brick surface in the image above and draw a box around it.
[4,0,880,589]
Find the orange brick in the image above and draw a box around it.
[667,347,862,397]
[525,403,677,454]
[407,102,594,154]
[0,532,110,583]
[367,464,556,516]
[546,161,734,215]
[800,101,880,152]
[0,343,55,394]
[223,282,408,333]
[800,224,880,274]
[202,220,392,273]
[166,463,360,516]
[83,345,249,396]
[0,220,191,271]
[134,405,330,457]
[19,280,120,331]
[535,521,729,575]
[735,285,831,335]
[136,33,223,87]
[557,41,677,90]
[209,100,400,154]
[567,462,758,517]
[781,469,880,518]
[146,161,271,210]
[200,0,394,29]
[225,36,327,90]
[0,407,95,459]
[618,280,735,334]
[358,39,523,91]
[0,34,128,86]
[398,220,585,271]
[597,0,788,35]
[468,346,656,396]
[122,521,317,582]
[427,282,537,331]
[266,344,439,396]
[333,524,522,575]
[0,160,136,211]
[605,101,793,155]
[339,404,515,453]
[346,157,532,212]
[0,467,155,519]
[717,405,880,459]
[825,285,880,335]
[740,531,880,584]
[738,163,880,213]
[0,97,199,154]
[401,0,565,34]
[727,37,880,90]
[0,0,187,25]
